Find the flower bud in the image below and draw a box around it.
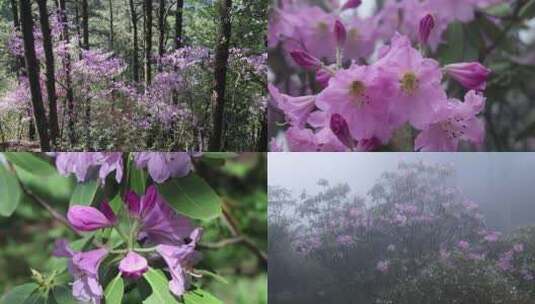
[99,201,117,223]
[334,20,347,48]
[67,206,116,232]
[444,62,491,91]
[419,14,435,45]
[119,251,149,280]
[342,0,362,10]
[330,114,354,149]
[124,190,141,217]
[290,50,321,70]
[316,69,332,88]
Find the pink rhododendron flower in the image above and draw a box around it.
[56,152,123,183]
[156,229,203,297]
[415,91,485,151]
[67,203,117,232]
[377,260,390,273]
[316,64,395,142]
[119,251,149,279]
[133,152,193,183]
[125,185,195,245]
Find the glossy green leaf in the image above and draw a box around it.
[129,161,147,195]
[0,163,22,217]
[3,153,56,176]
[104,274,124,304]
[52,286,77,304]
[0,283,38,304]
[142,268,180,304]
[158,174,222,220]
[70,180,99,206]
[183,289,223,304]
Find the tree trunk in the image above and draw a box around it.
[129,0,139,82]
[37,0,60,147]
[143,0,153,87]
[19,0,51,150]
[81,0,89,50]
[74,0,83,59]
[258,114,267,151]
[208,0,233,151]
[175,0,184,49]
[158,0,165,69]
[10,0,25,73]
[109,0,114,49]
[58,0,77,145]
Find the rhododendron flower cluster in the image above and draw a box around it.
[54,152,194,184]
[269,0,498,151]
[57,186,201,303]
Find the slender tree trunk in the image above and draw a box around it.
[129,0,139,82]
[209,0,233,151]
[37,0,60,147]
[74,0,83,59]
[10,0,25,74]
[81,0,89,50]
[175,0,184,49]
[109,0,114,49]
[158,0,165,70]
[258,114,267,151]
[143,0,152,87]
[58,0,77,145]
[19,0,51,150]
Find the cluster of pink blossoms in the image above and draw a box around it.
[56,186,200,303]
[269,0,500,151]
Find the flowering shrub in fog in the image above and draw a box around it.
[269,161,535,303]
[267,0,529,151]
[0,152,235,304]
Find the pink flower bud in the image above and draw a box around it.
[119,251,149,280]
[316,69,332,88]
[330,114,354,149]
[124,190,141,217]
[67,205,116,232]
[419,14,435,45]
[290,50,321,70]
[444,62,491,91]
[342,0,362,10]
[334,20,347,48]
[99,201,117,223]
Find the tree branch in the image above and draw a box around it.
[221,200,268,266]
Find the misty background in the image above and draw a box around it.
[269,153,535,232]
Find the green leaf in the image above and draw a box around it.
[142,268,180,304]
[195,270,229,284]
[69,180,99,206]
[0,163,22,217]
[158,174,222,220]
[436,22,464,64]
[3,153,56,176]
[202,152,239,159]
[129,160,147,195]
[105,274,124,304]
[51,286,77,304]
[183,289,223,304]
[520,0,535,19]
[0,283,38,304]
[22,293,45,304]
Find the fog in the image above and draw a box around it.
[268,153,535,304]
[269,152,535,232]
